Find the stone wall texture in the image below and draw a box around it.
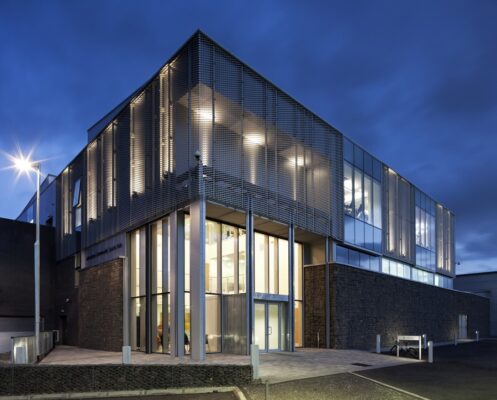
[78,258,123,351]
[0,364,252,395]
[54,256,79,346]
[304,263,490,350]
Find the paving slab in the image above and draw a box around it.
[41,346,416,384]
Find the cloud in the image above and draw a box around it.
[0,0,496,273]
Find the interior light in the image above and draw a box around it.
[197,108,213,122]
[245,133,265,146]
[289,156,305,167]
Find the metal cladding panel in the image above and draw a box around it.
[436,205,456,277]
[81,32,346,249]
[382,167,414,264]
[116,107,131,233]
[56,152,84,261]
[196,33,341,239]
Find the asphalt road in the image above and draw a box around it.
[242,340,497,400]
[78,393,236,400]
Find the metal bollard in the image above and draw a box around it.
[251,344,260,380]
[376,334,381,354]
[476,330,479,342]
[122,345,131,364]
[422,334,427,350]
[265,380,269,400]
[428,341,433,363]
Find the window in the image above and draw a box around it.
[344,163,353,215]
[354,168,363,219]
[205,221,219,293]
[255,233,267,293]
[415,190,436,270]
[344,157,382,251]
[73,178,82,230]
[222,225,237,294]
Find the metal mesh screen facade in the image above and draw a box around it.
[55,30,455,277]
[78,32,343,250]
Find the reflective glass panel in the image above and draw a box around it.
[222,224,236,294]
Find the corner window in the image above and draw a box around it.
[73,178,82,230]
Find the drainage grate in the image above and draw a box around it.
[351,363,372,367]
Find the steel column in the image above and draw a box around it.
[246,206,254,355]
[190,198,206,361]
[325,237,330,348]
[169,211,185,357]
[288,223,295,352]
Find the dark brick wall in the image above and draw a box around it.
[0,364,252,395]
[303,265,326,348]
[304,263,490,350]
[0,218,55,329]
[54,256,79,346]
[78,258,123,351]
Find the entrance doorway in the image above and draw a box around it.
[254,301,287,352]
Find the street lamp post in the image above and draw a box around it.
[33,162,41,359]
[9,154,42,359]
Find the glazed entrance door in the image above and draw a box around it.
[254,301,286,352]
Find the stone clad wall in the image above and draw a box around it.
[78,258,123,351]
[303,265,326,348]
[304,263,490,350]
[0,364,252,395]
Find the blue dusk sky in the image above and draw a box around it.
[0,0,496,274]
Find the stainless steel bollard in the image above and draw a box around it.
[422,334,427,350]
[476,330,479,342]
[428,341,433,363]
[251,344,260,380]
[122,345,131,364]
[376,334,381,354]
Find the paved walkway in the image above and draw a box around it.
[41,346,417,383]
[258,348,417,383]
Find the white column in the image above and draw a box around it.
[190,199,206,361]
[120,254,130,347]
[325,237,331,348]
[288,223,295,352]
[170,211,185,357]
[246,207,254,355]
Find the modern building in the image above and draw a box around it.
[455,272,497,337]
[10,30,488,360]
[17,174,57,227]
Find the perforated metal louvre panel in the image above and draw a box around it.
[383,167,414,264]
[56,151,84,261]
[81,32,345,250]
[197,34,342,239]
[436,205,456,277]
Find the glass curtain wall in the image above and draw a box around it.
[132,214,303,354]
[151,220,170,354]
[130,219,171,354]
[415,190,436,270]
[130,228,146,351]
[343,138,382,252]
[294,243,303,347]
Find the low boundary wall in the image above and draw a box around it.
[0,364,252,396]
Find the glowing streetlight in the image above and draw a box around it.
[9,151,42,360]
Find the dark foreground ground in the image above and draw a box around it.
[80,340,497,400]
[242,339,497,400]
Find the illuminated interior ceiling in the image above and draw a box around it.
[178,83,330,165]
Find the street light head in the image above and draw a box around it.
[13,154,35,173]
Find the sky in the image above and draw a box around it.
[0,0,496,274]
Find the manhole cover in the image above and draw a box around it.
[351,363,372,367]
